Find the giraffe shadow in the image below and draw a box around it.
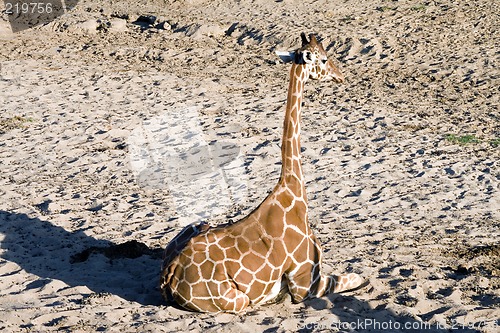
[0,210,164,306]
[299,293,480,333]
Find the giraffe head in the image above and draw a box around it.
[299,33,344,82]
[277,33,345,83]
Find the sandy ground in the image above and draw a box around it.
[1,0,499,332]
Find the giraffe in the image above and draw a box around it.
[160,33,365,313]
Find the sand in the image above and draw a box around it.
[0,0,498,332]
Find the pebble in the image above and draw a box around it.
[76,19,100,34]
[109,18,128,33]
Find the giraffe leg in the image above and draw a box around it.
[171,275,251,313]
[286,261,322,303]
[323,273,367,293]
[287,270,366,303]
[170,282,250,313]
[216,285,251,313]
[286,236,366,302]
[286,236,331,302]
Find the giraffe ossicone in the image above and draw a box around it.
[160,32,365,313]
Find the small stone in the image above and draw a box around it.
[76,19,100,34]
[187,23,226,40]
[109,18,128,33]
[478,277,490,289]
[156,21,171,31]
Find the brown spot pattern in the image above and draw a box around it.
[160,33,362,313]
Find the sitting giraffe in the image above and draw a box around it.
[160,33,365,313]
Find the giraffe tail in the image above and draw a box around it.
[328,273,367,293]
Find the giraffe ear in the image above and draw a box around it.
[275,50,296,63]
[302,50,316,64]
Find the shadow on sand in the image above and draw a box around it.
[296,290,481,333]
[0,210,164,306]
[0,211,484,332]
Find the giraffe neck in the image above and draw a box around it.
[278,63,309,198]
